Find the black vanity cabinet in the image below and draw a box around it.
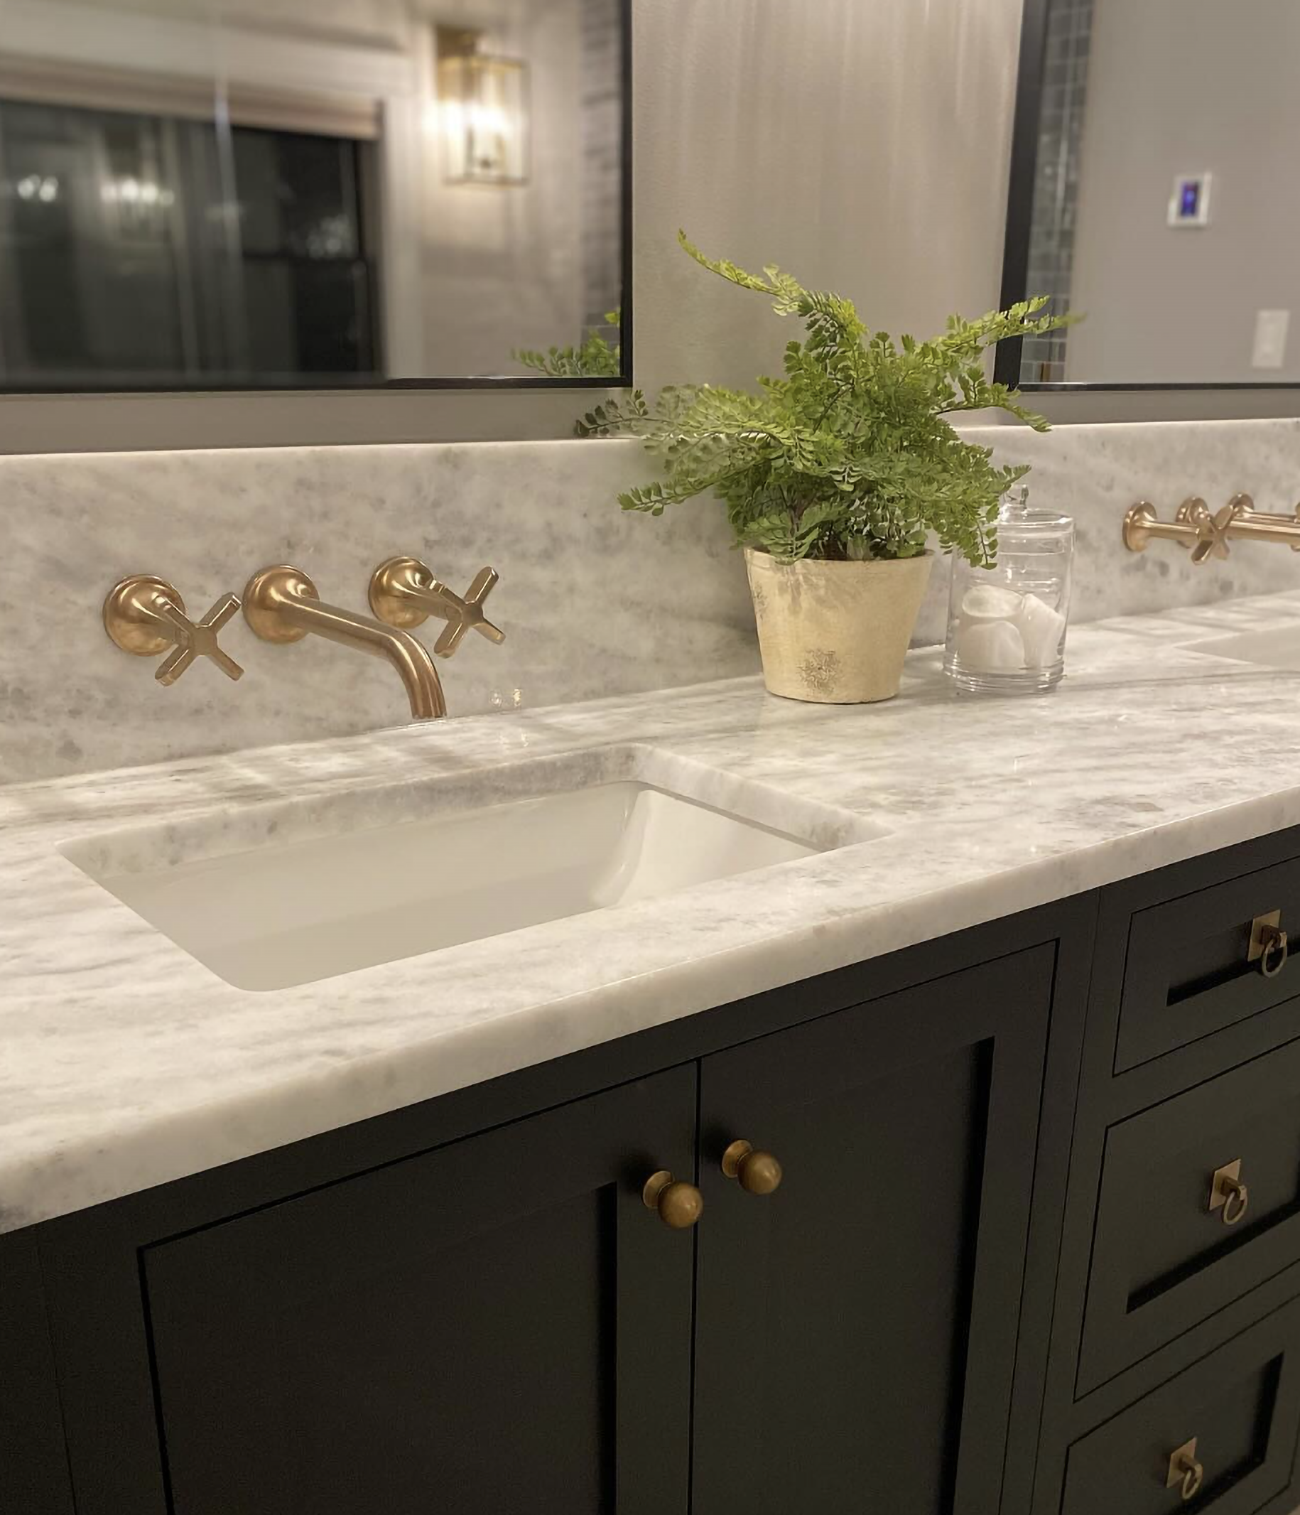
[16,830,1300,1514]
[2,912,1081,1515]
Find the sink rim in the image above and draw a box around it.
[59,742,886,883]
[1186,628,1300,670]
[56,743,890,992]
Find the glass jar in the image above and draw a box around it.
[943,489,1074,694]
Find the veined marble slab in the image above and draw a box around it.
[8,590,1300,1233]
[0,438,755,785]
[4,417,1300,782]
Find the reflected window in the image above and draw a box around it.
[0,100,380,387]
[0,0,629,390]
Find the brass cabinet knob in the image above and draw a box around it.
[1166,1438,1204,1502]
[1249,912,1289,978]
[642,1170,703,1230]
[1209,1160,1249,1227]
[369,557,504,657]
[104,576,244,685]
[721,1139,784,1196]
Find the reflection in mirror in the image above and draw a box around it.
[999,0,1299,390]
[0,0,629,390]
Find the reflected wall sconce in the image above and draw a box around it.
[436,25,530,186]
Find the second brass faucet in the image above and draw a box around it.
[1125,493,1300,564]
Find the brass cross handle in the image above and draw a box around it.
[369,556,505,658]
[1176,498,1239,565]
[1166,1438,1204,1503]
[103,576,244,685]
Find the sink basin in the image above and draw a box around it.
[1191,629,1300,671]
[63,748,873,992]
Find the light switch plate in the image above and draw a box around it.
[1253,310,1290,370]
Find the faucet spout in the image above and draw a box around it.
[243,566,447,720]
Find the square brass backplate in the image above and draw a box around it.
[1167,1438,1199,1489]
[1209,1161,1242,1213]
[1248,910,1283,962]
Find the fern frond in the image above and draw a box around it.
[584,235,1080,566]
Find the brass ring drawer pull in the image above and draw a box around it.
[1209,1161,1250,1227]
[1166,1438,1204,1503]
[642,1170,703,1230]
[1249,911,1289,978]
[721,1139,784,1195]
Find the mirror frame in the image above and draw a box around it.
[994,0,1300,394]
[0,0,634,398]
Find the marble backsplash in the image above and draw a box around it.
[3,416,1300,784]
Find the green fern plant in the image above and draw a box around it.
[579,235,1074,566]
[515,310,622,379]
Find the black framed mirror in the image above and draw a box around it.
[0,0,632,394]
[997,0,1299,393]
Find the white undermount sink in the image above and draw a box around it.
[62,747,876,992]
[1192,628,1300,672]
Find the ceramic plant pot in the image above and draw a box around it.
[743,547,934,704]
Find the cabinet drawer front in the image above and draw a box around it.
[1081,1037,1300,1393]
[1063,1296,1300,1515]
[1118,858,1300,1072]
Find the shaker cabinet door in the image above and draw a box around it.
[140,1067,698,1515]
[691,947,1055,1515]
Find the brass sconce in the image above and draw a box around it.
[436,25,530,186]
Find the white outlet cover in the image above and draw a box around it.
[1253,309,1290,370]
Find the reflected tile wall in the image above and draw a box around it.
[1019,0,1096,384]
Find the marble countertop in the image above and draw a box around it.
[9,590,1300,1234]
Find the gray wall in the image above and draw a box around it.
[1067,0,1300,385]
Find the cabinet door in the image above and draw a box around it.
[142,1067,697,1515]
[692,947,1054,1515]
[0,1233,75,1515]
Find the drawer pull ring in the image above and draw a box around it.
[1209,1160,1250,1227]
[721,1139,784,1196]
[1248,911,1289,978]
[642,1171,704,1230]
[1166,1439,1204,1503]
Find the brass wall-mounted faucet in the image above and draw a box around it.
[103,575,244,685]
[1124,493,1300,564]
[242,566,449,720]
[104,558,505,722]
